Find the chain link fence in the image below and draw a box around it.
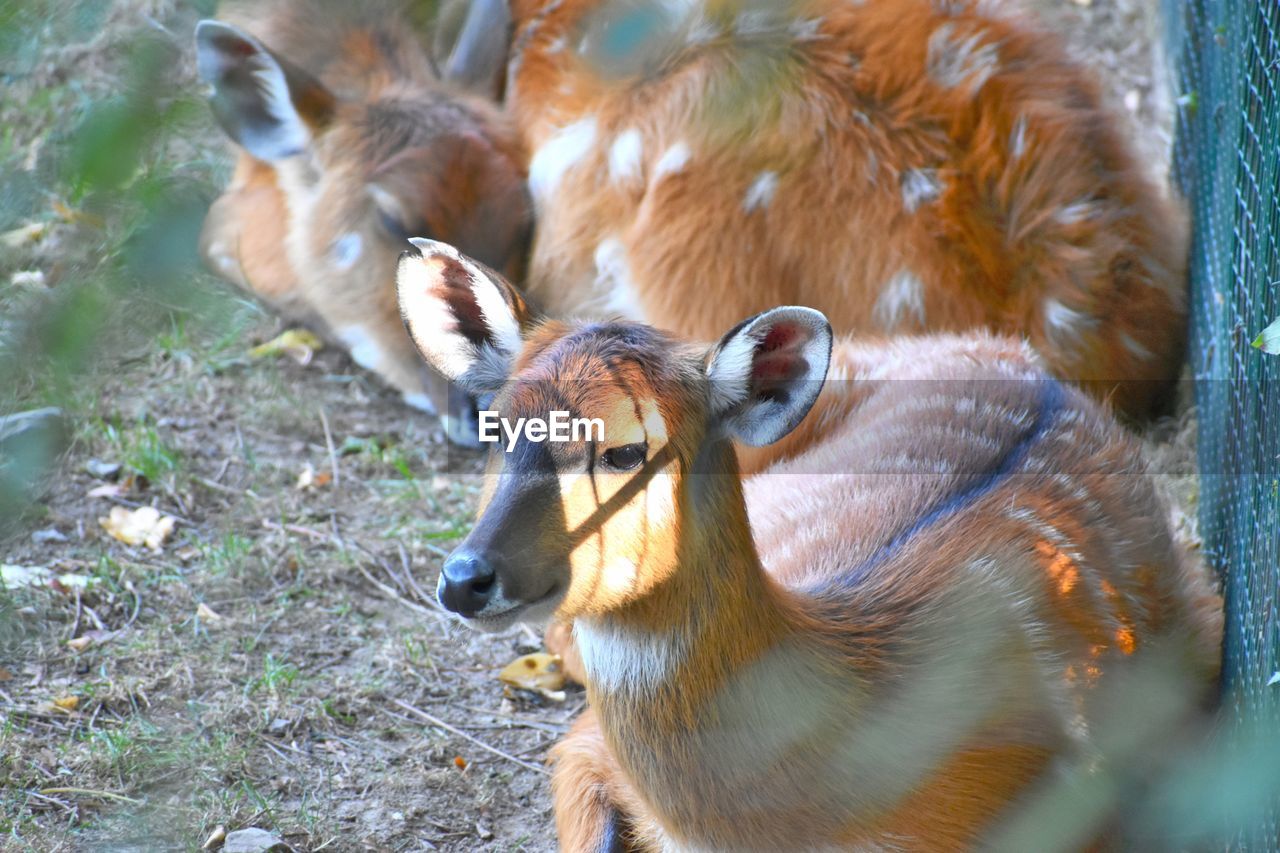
[1164,0,1280,848]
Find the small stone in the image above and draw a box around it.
[222,827,288,853]
[85,459,121,480]
[31,528,67,544]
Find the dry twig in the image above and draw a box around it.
[388,699,549,775]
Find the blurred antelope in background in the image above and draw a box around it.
[198,0,1187,437]
[396,241,1220,850]
[195,2,531,443]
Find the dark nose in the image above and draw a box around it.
[438,549,497,616]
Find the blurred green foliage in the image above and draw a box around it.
[0,0,237,531]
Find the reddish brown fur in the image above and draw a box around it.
[205,0,1185,425]
[510,0,1187,421]
[395,245,1217,848]
[200,1,530,416]
[501,329,1217,848]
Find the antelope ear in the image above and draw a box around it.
[705,307,833,446]
[440,0,511,98]
[396,238,533,393]
[195,20,335,161]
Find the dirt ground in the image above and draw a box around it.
[0,1,1192,851]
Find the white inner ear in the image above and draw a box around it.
[250,57,309,153]
[196,21,311,161]
[396,239,523,388]
[706,327,760,415]
[704,307,833,447]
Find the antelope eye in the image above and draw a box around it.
[599,443,647,473]
[376,205,415,243]
[368,185,424,243]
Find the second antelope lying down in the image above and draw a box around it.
[198,0,1187,429]
[397,242,1221,850]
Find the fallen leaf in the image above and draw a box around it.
[0,668,12,682]
[295,464,332,491]
[0,221,47,249]
[86,483,125,499]
[50,199,105,229]
[10,270,46,288]
[99,506,176,551]
[201,825,227,851]
[68,630,117,652]
[295,464,314,490]
[52,695,80,712]
[249,329,323,366]
[2,564,48,589]
[1252,318,1280,355]
[3,564,98,593]
[499,652,567,701]
[48,574,95,593]
[453,755,468,770]
[197,602,224,623]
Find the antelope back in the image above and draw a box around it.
[544,332,1222,848]
[506,0,1187,420]
[197,0,532,421]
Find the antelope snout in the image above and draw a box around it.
[437,549,498,617]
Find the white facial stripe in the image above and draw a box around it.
[396,239,521,383]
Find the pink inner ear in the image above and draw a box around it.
[761,325,798,351]
[752,324,808,382]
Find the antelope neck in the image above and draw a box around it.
[577,440,793,707]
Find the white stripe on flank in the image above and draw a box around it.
[1043,298,1097,348]
[901,169,943,212]
[653,141,692,181]
[608,128,644,186]
[1119,332,1154,361]
[873,270,927,331]
[927,23,1000,94]
[1010,114,1028,159]
[594,238,646,319]
[743,170,779,213]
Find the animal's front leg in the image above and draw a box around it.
[550,707,660,852]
